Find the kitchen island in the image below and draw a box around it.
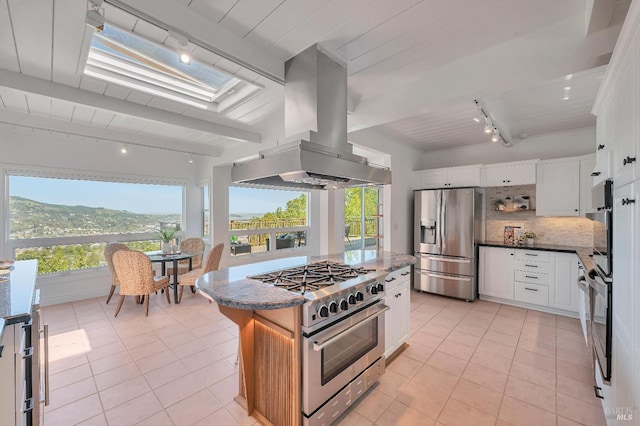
[196,250,416,426]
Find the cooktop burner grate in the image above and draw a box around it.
[248,260,375,294]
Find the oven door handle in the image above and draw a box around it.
[312,304,389,352]
[576,276,590,293]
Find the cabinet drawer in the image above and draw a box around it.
[515,250,550,263]
[515,260,550,274]
[385,266,411,289]
[515,270,550,285]
[515,282,549,306]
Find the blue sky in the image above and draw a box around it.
[229,187,304,215]
[10,176,182,214]
[10,176,303,215]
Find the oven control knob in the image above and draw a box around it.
[355,291,364,301]
[318,305,329,318]
[377,282,384,292]
[348,294,357,304]
[339,299,348,311]
[329,301,338,313]
[369,285,378,295]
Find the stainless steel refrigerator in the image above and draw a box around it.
[414,188,483,301]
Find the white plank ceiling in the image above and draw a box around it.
[0,0,632,158]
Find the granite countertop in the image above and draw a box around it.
[196,250,416,310]
[477,241,595,271]
[0,259,38,343]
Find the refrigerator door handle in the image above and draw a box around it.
[418,271,472,282]
[439,191,445,253]
[416,255,471,264]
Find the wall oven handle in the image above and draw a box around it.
[312,304,389,351]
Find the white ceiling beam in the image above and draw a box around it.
[348,16,620,133]
[585,0,616,35]
[107,0,285,83]
[0,68,261,143]
[0,109,223,157]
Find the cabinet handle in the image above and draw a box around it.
[385,277,396,282]
[524,287,538,291]
[525,275,538,279]
[507,180,511,183]
[591,172,601,177]
[623,156,636,166]
[401,272,410,276]
[594,385,604,399]
[43,324,50,406]
[597,144,605,150]
[525,253,538,256]
[622,198,636,206]
[525,264,538,268]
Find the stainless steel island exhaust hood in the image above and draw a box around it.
[231,44,391,190]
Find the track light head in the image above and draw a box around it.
[484,117,493,134]
[472,101,483,123]
[491,128,500,143]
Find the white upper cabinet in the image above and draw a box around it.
[482,161,537,186]
[612,53,636,187]
[593,94,613,185]
[536,159,580,216]
[413,165,481,189]
[580,155,597,215]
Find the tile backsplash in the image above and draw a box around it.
[486,185,597,247]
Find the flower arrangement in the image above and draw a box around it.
[495,199,506,211]
[522,231,537,239]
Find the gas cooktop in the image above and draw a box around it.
[248,260,376,294]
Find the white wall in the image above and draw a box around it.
[348,128,425,254]
[417,127,596,169]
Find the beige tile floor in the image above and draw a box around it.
[42,288,606,426]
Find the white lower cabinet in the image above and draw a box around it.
[384,266,411,359]
[548,252,580,312]
[479,247,581,315]
[479,247,515,300]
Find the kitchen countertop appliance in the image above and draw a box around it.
[414,188,483,301]
[249,261,388,425]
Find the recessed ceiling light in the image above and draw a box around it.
[120,144,128,154]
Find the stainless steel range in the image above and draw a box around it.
[249,261,388,425]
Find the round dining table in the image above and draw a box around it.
[146,251,202,304]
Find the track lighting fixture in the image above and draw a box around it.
[169,31,191,65]
[473,99,511,147]
[472,101,483,123]
[484,117,493,134]
[491,128,500,143]
[120,143,128,154]
[187,154,194,164]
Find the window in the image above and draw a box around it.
[345,187,381,251]
[202,184,210,237]
[84,24,260,110]
[229,187,308,256]
[9,175,183,274]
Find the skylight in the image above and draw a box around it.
[84,24,242,110]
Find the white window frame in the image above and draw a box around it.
[5,165,187,276]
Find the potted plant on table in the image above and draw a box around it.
[495,199,506,211]
[156,226,180,253]
[523,231,537,246]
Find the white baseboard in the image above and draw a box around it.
[479,294,579,319]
